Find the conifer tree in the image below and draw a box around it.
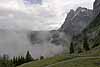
[83,33,90,51]
[25,51,33,62]
[69,42,74,54]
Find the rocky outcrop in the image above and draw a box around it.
[93,0,100,16]
[59,7,94,36]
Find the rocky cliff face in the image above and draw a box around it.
[71,12,100,54]
[60,7,94,36]
[70,0,100,53]
[93,0,100,16]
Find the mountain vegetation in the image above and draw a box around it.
[0,54,15,67]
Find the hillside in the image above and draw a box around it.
[17,55,76,67]
[71,13,100,53]
[45,57,100,67]
[46,45,100,67]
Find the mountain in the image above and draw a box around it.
[93,0,100,16]
[71,0,100,53]
[59,7,94,36]
[71,13,100,53]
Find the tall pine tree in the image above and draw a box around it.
[69,42,74,54]
[25,51,33,62]
[83,32,90,51]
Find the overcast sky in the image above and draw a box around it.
[0,0,95,30]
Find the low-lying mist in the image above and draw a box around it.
[0,29,70,58]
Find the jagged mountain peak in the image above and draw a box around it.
[69,9,75,14]
[76,7,87,12]
[93,0,100,16]
[59,7,94,36]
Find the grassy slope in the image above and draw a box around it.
[17,55,76,67]
[47,46,100,67]
[48,57,100,67]
[17,46,100,67]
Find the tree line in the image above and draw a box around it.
[69,33,90,54]
[0,50,44,67]
[11,50,44,66]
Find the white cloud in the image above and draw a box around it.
[0,0,95,30]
